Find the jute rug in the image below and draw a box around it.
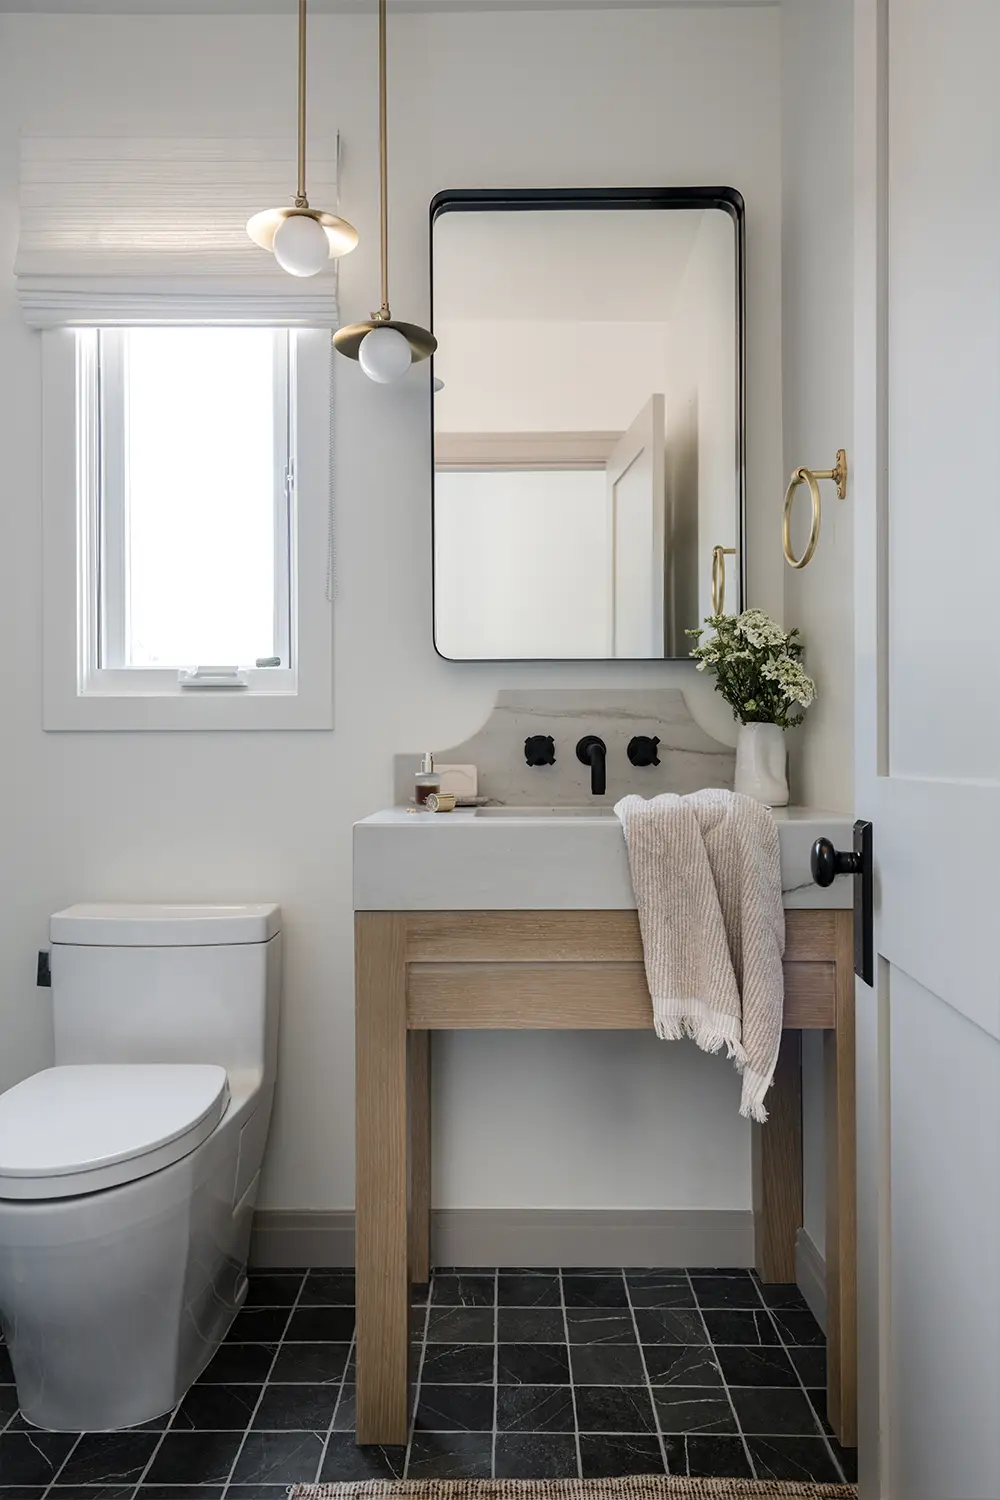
[292,1478,856,1500]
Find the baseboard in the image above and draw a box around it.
[795,1226,827,1332]
[250,1210,356,1269]
[249,1208,754,1270]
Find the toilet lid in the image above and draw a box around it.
[0,1064,230,1201]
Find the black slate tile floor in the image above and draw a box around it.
[0,1266,856,1492]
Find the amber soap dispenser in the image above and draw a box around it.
[413,752,441,807]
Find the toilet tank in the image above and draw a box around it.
[48,904,281,1082]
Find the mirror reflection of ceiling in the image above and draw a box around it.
[434,209,707,323]
[433,207,733,435]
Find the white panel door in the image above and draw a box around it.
[854,2,1000,1497]
[606,395,665,657]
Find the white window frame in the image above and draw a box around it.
[42,326,334,731]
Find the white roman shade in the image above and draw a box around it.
[16,136,342,328]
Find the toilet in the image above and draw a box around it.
[0,902,281,1432]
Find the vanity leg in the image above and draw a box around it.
[825,911,858,1446]
[355,912,410,1447]
[408,1030,432,1286]
[751,1029,802,1282]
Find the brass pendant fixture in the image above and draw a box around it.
[247,0,358,276]
[333,0,436,382]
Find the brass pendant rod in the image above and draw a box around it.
[295,0,308,207]
[377,0,391,317]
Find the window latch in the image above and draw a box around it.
[178,666,249,690]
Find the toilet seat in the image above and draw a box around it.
[0,1063,230,1201]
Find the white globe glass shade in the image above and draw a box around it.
[272,213,331,277]
[358,326,413,384]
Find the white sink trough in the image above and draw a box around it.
[354,805,854,912]
[474,805,617,819]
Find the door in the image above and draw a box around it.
[854,3,1000,1497]
[606,395,665,657]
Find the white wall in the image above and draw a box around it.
[780,0,855,1258]
[781,0,854,814]
[0,6,782,1220]
[435,469,610,659]
[435,319,671,433]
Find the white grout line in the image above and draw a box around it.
[316,1322,356,1482]
[217,1270,307,1498]
[760,1289,849,1485]
[686,1271,757,1481]
[557,1270,583,1480]
[490,1267,499,1479]
[622,1270,671,1477]
[34,1428,83,1500]
[122,1409,178,1500]
[413,1426,853,1437]
[401,1269,432,1479]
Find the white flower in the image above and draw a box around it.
[762,655,816,708]
[735,609,787,650]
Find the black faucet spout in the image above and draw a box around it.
[576,735,608,797]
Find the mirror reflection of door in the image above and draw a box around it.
[431,194,744,661]
[606,395,665,658]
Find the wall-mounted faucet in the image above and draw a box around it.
[576,736,607,796]
[524,734,556,767]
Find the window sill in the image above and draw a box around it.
[44,683,333,732]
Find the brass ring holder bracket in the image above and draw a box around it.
[711,546,737,615]
[782,449,848,569]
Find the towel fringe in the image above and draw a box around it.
[739,1066,774,1124]
[652,1001,749,1067]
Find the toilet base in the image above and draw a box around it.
[0,1110,262,1432]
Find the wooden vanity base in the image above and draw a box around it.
[355,908,857,1448]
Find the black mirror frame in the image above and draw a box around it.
[429,186,746,663]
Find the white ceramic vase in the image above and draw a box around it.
[734,722,789,806]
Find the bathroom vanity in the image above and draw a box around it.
[348,185,857,1453]
[353,807,857,1450]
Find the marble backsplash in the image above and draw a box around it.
[393,688,735,806]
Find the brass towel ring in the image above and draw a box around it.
[711,546,736,615]
[782,449,848,569]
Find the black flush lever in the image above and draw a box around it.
[811,821,874,987]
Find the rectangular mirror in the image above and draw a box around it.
[430,188,745,661]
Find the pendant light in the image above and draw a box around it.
[247,0,358,276]
[333,0,436,381]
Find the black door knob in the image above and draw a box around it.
[813,822,875,989]
[628,735,660,767]
[811,837,862,887]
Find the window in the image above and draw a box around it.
[43,326,333,730]
[98,327,289,672]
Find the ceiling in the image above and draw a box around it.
[0,0,774,13]
[434,206,725,323]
